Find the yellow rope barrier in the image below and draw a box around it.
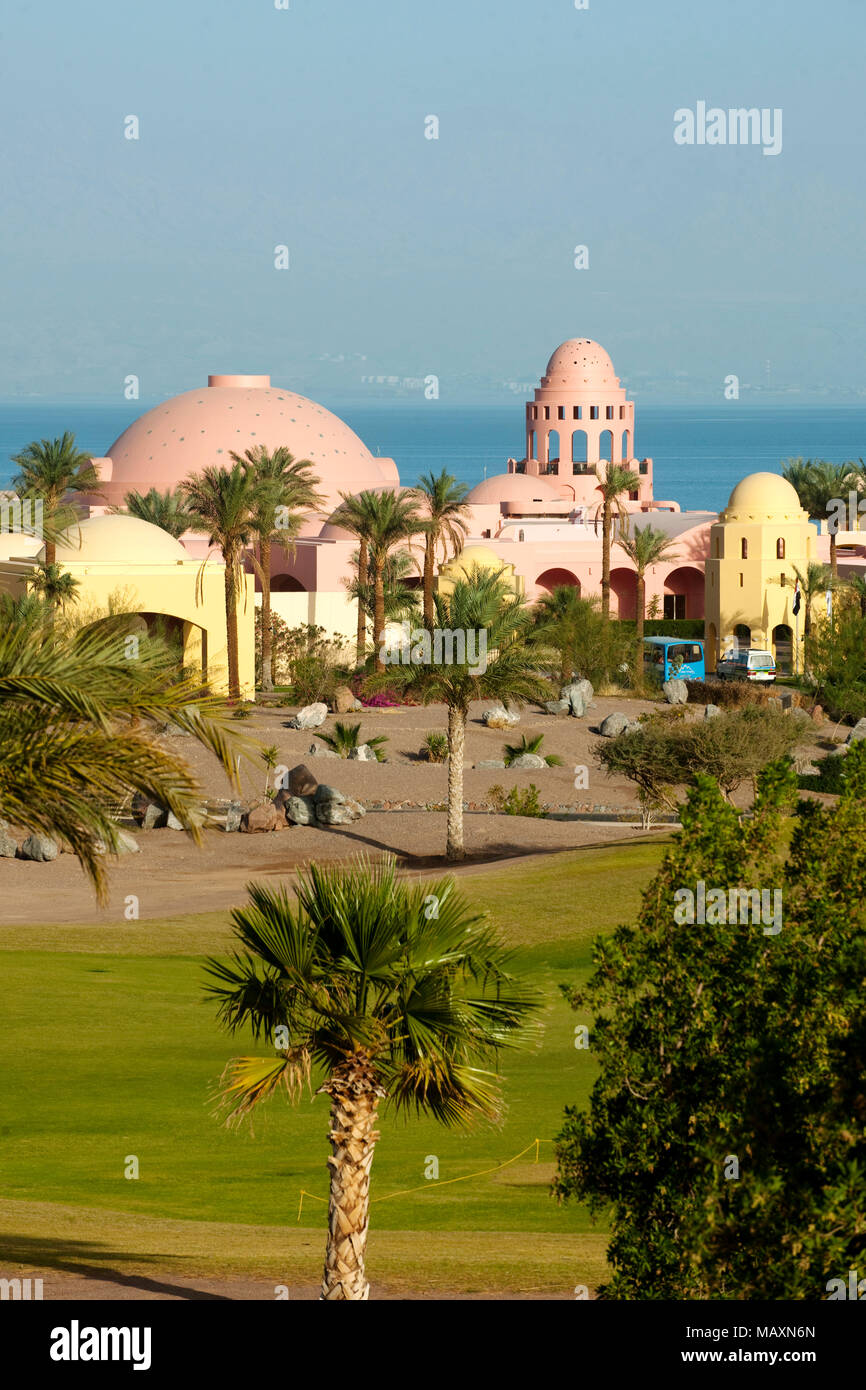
[297,1136,552,1222]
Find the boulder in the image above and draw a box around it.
[286,795,317,825]
[789,706,812,726]
[165,812,186,831]
[224,802,243,833]
[286,702,328,730]
[333,685,362,714]
[242,802,286,833]
[810,704,824,724]
[483,705,520,729]
[599,711,635,738]
[544,699,570,716]
[846,717,866,744]
[0,820,18,857]
[288,763,318,795]
[315,789,366,826]
[562,679,593,717]
[308,743,340,760]
[314,784,344,804]
[663,679,688,706]
[509,753,547,769]
[95,829,140,856]
[476,759,506,769]
[20,833,59,862]
[349,744,378,762]
[132,796,167,830]
[704,704,721,720]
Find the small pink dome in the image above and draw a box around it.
[465,472,560,505]
[542,339,618,390]
[94,377,397,523]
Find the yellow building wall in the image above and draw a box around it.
[704,517,816,672]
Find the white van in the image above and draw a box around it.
[716,649,777,683]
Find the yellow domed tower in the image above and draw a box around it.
[704,473,816,674]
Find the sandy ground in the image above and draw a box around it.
[6,1271,569,1301]
[0,694,830,928]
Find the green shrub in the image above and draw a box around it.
[488,783,547,817]
[421,731,449,763]
[798,751,848,794]
[316,720,388,762]
[503,733,564,767]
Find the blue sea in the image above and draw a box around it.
[1,401,864,516]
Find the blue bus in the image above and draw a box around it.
[642,635,705,684]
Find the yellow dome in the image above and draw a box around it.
[441,545,505,576]
[723,472,805,522]
[53,514,189,565]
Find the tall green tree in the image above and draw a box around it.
[363,491,422,671]
[554,749,866,1299]
[618,524,679,679]
[592,464,634,624]
[11,432,101,564]
[792,560,834,647]
[230,446,323,692]
[206,855,542,1300]
[121,486,194,539]
[411,470,471,626]
[782,458,863,574]
[181,463,261,700]
[28,562,80,614]
[346,547,420,631]
[329,490,383,668]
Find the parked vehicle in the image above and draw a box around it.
[642,636,705,684]
[716,648,777,683]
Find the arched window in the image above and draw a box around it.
[741,538,749,559]
[776,537,785,559]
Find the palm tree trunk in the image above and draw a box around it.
[224,552,240,700]
[373,562,386,673]
[601,506,612,622]
[356,541,368,668]
[635,572,646,686]
[320,1054,384,1301]
[423,534,435,628]
[830,532,838,576]
[260,536,273,692]
[446,704,466,862]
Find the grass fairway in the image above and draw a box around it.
[0,840,667,1294]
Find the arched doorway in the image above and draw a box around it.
[535,568,581,595]
[610,567,637,620]
[733,623,751,650]
[663,566,705,620]
[772,623,793,675]
[271,573,307,592]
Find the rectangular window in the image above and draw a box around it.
[619,406,625,419]
[590,406,599,420]
[639,461,648,475]
[606,406,614,419]
[663,595,686,620]
[739,573,744,587]
[573,406,582,419]
[544,406,550,420]
[629,490,638,501]
[558,406,565,420]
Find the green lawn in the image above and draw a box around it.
[0,840,667,1291]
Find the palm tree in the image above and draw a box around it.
[181,463,261,700]
[532,584,590,685]
[121,487,194,539]
[411,470,471,627]
[844,572,866,619]
[230,446,323,692]
[346,547,421,633]
[205,855,542,1300]
[618,524,680,677]
[364,491,422,671]
[28,562,80,619]
[0,618,244,900]
[11,433,102,565]
[385,567,550,860]
[592,464,634,623]
[783,458,862,574]
[329,490,383,668]
[503,733,563,767]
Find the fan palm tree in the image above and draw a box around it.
[592,464,634,623]
[364,491,422,670]
[121,487,194,539]
[11,432,101,565]
[380,567,550,860]
[329,490,383,668]
[0,618,245,900]
[503,732,563,767]
[205,855,542,1300]
[618,524,680,675]
[411,470,471,626]
[230,446,323,692]
[181,463,261,700]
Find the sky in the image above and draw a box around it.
[1,0,864,404]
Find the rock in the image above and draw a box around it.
[115,829,140,854]
[810,704,824,724]
[20,833,59,862]
[242,802,286,833]
[663,678,688,706]
[767,696,784,712]
[314,784,344,804]
[846,717,866,744]
[830,744,849,757]
[704,704,721,719]
[286,795,317,825]
[349,744,378,761]
[165,812,186,831]
[308,742,340,759]
[544,699,570,715]
[477,759,506,769]
[315,791,366,825]
[286,702,328,730]
[132,796,167,830]
[562,679,593,717]
[510,753,547,769]
[0,821,18,857]
[333,685,362,714]
[599,711,634,738]
[483,705,520,729]
[224,802,243,833]
[794,752,820,775]
[789,706,812,725]
[288,763,318,795]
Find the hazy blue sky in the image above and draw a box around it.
[1,0,863,403]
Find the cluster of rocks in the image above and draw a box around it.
[545,678,594,718]
[0,820,140,861]
[242,764,366,831]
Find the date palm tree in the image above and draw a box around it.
[181,463,261,700]
[121,486,194,539]
[230,446,323,692]
[592,464,634,623]
[206,855,542,1300]
[345,547,420,632]
[329,490,383,668]
[618,524,680,677]
[782,458,863,574]
[532,584,592,686]
[411,470,471,626]
[11,432,101,564]
[0,617,244,900]
[364,491,422,671]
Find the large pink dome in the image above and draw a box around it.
[541,339,618,390]
[465,472,563,505]
[92,375,397,525]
